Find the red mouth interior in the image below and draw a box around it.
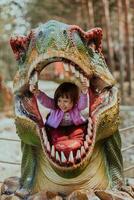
[22,87,105,166]
[47,123,87,158]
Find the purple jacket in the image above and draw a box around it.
[37,91,88,128]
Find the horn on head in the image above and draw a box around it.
[85,28,103,52]
[10,31,33,60]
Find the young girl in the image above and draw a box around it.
[30,80,89,147]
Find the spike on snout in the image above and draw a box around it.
[68,25,102,52]
[10,31,33,60]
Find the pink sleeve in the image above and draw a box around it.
[36,91,55,109]
[77,93,89,110]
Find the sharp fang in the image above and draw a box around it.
[75,70,79,78]
[84,141,88,150]
[88,129,93,137]
[86,135,91,144]
[88,123,93,130]
[47,141,51,152]
[29,71,38,85]
[81,146,86,156]
[42,128,47,137]
[68,151,74,163]
[70,65,75,73]
[56,151,61,162]
[61,151,67,163]
[88,117,93,124]
[64,63,70,71]
[76,150,81,160]
[42,129,48,146]
[51,145,55,157]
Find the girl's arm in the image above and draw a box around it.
[78,78,89,110]
[29,84,55,109]
[36,90,55,109]
[77,93,89,110]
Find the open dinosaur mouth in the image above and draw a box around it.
[27,57,114,170]
[41,117,93,168]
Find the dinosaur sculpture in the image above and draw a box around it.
[1,20,134,200]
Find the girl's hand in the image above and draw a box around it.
[29,84,39,95]
[81,78,89,94]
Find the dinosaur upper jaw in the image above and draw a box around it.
[27,50,115,86]
[22,55,116,177]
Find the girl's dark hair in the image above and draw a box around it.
[54,82,79,108]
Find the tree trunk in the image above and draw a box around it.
[123,0,133,96]
[81,0,94,29]
[81,0,88,30]
[102,0,115,72]
[87,0,94,28]
[117,0,126,104]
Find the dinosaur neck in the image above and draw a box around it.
[32,144,110,195]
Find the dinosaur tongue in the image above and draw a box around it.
[55,139,82,156]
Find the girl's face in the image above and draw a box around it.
[57,96,73,112]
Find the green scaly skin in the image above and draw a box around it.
[1,20,126,199]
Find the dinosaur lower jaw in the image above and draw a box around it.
[41,117,94,168]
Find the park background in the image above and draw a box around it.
[0,0,134,184]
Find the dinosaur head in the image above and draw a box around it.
[10,20,119,178]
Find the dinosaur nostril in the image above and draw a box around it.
[63,30,66,35]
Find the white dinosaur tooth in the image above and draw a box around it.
[76,150,81,160]
[29,71,38,85]
[88,129,93,137]
[61,151,67,163]
[84,141,88,150]
[88,123,93,130]
[43,134,48,146]
[47,141,51,152]
[81,146,86,156]
[56,151,61,162]
[75,70,79,78]
[86,135,91,144]
[63,63,70,71]
[68,151,74,163]
[42,128,48,145]
[42,128,47,137]
[88,117,93,124]
[51,145,55,157]
[70,64,75,73]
